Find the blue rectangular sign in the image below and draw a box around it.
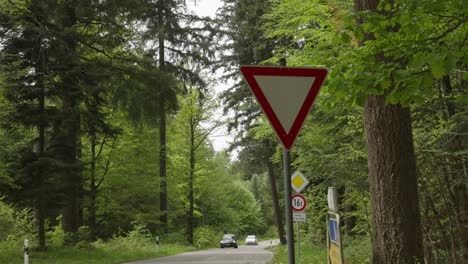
[329,218,338,244]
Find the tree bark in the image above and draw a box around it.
[158,0,168,233]
[159,101,168,232]
[441,75,467,262]
[353,0,425,262]
[36,59,47,251]
[60,1,81,237]
[267,161,286,245]
[187,119,195,245]
[364,95,424,263]
[89,131,97,239]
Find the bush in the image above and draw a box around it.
[0,200,34,263]
[46,215,65,248]
[261,225,278,239]
[160,228,186,244]
[343,235,371,263]
[0,199,33,241]
[194,226,221,248]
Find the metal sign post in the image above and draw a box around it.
[240,57,327,264]
[327,187,344,264]
[297,222,300,264]
[292,193,307,264]
[283,147,295,264]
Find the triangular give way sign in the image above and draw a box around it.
[240,66,328,150]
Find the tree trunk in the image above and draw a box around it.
[441,75,468,262]
[267,161,286,245]
[159,102,168,232]
[76,118,84,228]
[343,186,356,236]
[36,64,46,251]
[364,95,424,263]
[187,120,195,245]
[158,0,168,233]
[61,92,80,236]
[354,0,425,262]
[60,1,80,238]
[89,132,97,239]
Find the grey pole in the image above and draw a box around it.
[280,57,295,264]
[283,147,295,264]
[297,222,300,264]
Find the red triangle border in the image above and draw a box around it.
[240,66,328,150]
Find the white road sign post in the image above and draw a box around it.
[327,187,344,264]
[241,58,327,264]
[292,193,307,264]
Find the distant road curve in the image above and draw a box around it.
[123,239,280,264]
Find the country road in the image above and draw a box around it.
[123,240,280,264]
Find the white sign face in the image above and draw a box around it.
[293,212,307,222]
[291,170,309,193]
[254,76,316,133]
[327,187,338,212]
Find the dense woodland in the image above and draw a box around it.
[0,0,466,263]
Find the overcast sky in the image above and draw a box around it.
[187,0,236,155]
[187,0,222,18]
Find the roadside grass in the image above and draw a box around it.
[267,243,327,264]
[267,236,371,264]
[29,242,195,264]
[0,239,195,264]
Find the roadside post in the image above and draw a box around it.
[24,239,29,264]
[327,187,344,264]
[198,239,201,249]
[292,174,309,264]
[292,193,307,264]
[240,59,327,264]
[156,236,160,253]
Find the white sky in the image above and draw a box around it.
[187,0,223,18]
[187,0,236,154]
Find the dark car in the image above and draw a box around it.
[220,234,238,248]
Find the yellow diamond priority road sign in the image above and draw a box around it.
[291,170,309,193]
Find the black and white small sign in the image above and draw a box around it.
[293,212,307,222]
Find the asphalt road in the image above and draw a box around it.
[124,239,279,264]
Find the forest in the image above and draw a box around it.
[0,0,466,263]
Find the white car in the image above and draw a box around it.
[245,235,258,245]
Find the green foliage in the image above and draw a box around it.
[194,226,221,248]
[0,199,33,241]
[343,236,371,263]
[269,244,327,264]
[46,216,66,248]
[0,200,34,263]
[329,0,467,106]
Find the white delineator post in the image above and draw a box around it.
[156,236,160,253]
[24,239,29,264]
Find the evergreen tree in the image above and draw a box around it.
[217,0,286,244]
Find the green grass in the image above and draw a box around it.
[32,244,194,264]
[267,243,328,264]
[0,241,196,264]
[267,236,371,264]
